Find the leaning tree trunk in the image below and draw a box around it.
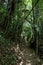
[1,0,16,38]
[33,0,43,62]
[32,0,39,54]
[15,1,25,43]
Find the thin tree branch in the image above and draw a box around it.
[25,0,39,20]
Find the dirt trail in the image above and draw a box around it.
[0,43,43,65]
[11,44,41,65]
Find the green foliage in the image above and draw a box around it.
[21,20,33,43]
[0,1,7,23]
[0,0,43,64]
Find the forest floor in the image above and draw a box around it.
[0,42,43,65]
[13,44,42,65]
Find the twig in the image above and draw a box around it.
[25,0,39,20]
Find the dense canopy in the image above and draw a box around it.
[0,0,43,65]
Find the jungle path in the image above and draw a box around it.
[0,42,43,65]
